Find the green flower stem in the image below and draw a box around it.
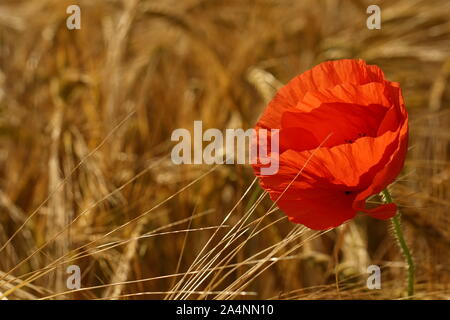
[381,189,415,298]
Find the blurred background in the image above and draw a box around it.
[0,0,449,299]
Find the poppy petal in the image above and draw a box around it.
[256,59,386,130]
[296,82,397,113]
[281,102,386,149]
[353,119,408,215]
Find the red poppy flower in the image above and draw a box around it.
[253,59,408,230]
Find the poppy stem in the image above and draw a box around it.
[381,189,415,298]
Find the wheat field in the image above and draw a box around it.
[0,0,449,300]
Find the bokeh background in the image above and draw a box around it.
[0,0,449,299]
